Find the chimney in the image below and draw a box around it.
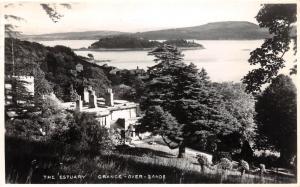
[89,90,98,108]
[105,88,114,106]
[83,87,89,104]
[76,96,83,112]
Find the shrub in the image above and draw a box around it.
[253,153,279,168]
[238,160,249,175]
[218,158,232,170]
[197,154,210,172]
[259,163,266,175]
[39,94,63,117]
[110,129,125,146]
[50,112,114,156]
[213,151,232,164]
[50,113,75,143]
[239,160,250,170]
[5,117,44,139]
[197,154,210,166]
[73,112,113,155]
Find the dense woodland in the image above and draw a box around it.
[89,35,160,49]
[89,35,203,49]
[5,38,112,101]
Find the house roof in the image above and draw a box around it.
[80,101,138,117]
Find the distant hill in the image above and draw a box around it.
[20,21,275,41]
[21,31,129,41]
[134,21,270,40]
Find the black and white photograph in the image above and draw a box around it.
[2,0,298,184]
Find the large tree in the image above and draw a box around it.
[213,83,256,141]
[255,74,297,165]
[212,82,256,162]
[242,4,297,93]
[139,45,241,158]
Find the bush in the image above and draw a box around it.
[213,151,232,164]
[110,129,124,146]
[197,154,210,172]
[197,154,210,166]
[259,163,266,174]
[72,112,113,155]
[253,153,279,168]
[49,112,114,156]
[218,158,232,170]
[50,113,75,143]
[238,160,249,175]
[39,94,63,117]
[239,160,249,170]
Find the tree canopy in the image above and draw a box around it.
[242,4,297,93]
[255,74,297,165]
[139,45,254,158]
[213,82,256,141]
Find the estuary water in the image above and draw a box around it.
[37,39,295,83]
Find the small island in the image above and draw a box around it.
[86,35,204,51]
[89,35,160,49]
[162,39,203,48]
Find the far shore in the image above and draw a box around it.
[73,46,205,52]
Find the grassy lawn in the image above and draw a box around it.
[6,136,296,184]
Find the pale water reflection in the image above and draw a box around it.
[38,40,295,83]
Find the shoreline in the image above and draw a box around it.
[74,46,205,52]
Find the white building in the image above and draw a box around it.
[75,88,140,140]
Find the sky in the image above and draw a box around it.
[3,0,277,35]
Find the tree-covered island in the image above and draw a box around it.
[88,35,204,50]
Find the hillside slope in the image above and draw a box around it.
[19,21,270,41]
[21,31,129,41]
[5,38,111,101]
[135,21,270,40]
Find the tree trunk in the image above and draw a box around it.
[11,39,15,76]
[178,142,186,158]
[279,148,293,166]
[241,169,245,176]
[201,164,205,173]
[11,80,18,107]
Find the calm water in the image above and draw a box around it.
[38,39,295,82]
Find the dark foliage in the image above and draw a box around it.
[71,112,113,155]
[140,45,251,157]
[240,140,254,163]
[243,4,297,93]
[89,35,204,49]
[255,74,297,165]
[5,38,111,101]
[163,39,203,48]
[212,151,232,163]
[89,35,160,49]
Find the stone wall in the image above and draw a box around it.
[96,107,137,130]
